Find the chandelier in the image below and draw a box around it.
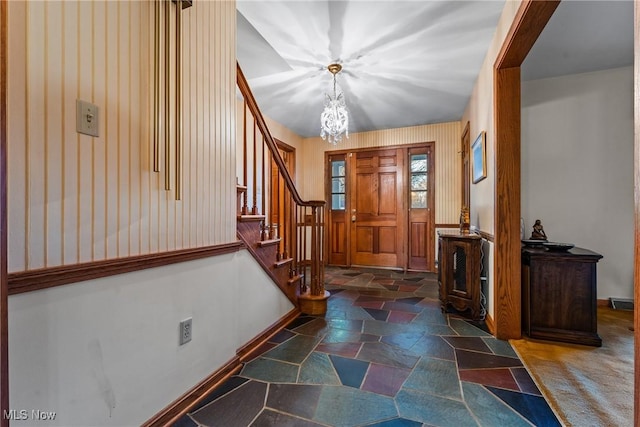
[320,63,349,145]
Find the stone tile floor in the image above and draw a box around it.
[173,267,560,426]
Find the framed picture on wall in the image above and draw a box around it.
[471,131,487,184]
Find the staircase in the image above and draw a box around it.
[236,64,329,314]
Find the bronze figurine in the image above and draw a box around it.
[530,219,547,240]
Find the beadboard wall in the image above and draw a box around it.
[7,0,237,273]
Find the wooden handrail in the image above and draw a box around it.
[237,63,324,209]
[237,63,326,302]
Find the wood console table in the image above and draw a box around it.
[438,232,482,320]
[521,246,603,347]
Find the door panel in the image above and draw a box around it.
[356,173,375,214]
[331,222,346,255]
[378,173,397,214]
[379,227,396,253]
[356,227,373,252]
[410,222,426,258]
[350,148,404,268]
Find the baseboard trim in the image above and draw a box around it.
[485,313,496,335]
[597,298,611,307]
[143,307,300,426]
[142,355,242,427]
[237,307,301,363]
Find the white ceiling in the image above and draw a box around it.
[237,0,634,139]
[522,1,633,81]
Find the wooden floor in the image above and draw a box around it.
[511,306,634,426]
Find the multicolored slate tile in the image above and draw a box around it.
[173,266,559,427]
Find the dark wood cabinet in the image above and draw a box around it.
[438,232,482,320]
[522,246,603,347]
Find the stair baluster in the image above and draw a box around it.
[236,63,328,314]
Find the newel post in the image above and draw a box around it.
[298,204,329,314]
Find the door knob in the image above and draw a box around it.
[351,215,356,222]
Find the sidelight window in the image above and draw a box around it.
[331,160,346,210]
[410,153,428,208]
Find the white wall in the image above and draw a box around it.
[8,250,294,426]
[521,66,634,299]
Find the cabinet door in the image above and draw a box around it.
[449,242,470,298]
[439,235,481,319]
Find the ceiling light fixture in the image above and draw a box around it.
[320,63,349,145]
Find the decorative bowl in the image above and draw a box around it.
[521,239,547,247]
[543,242,575,252]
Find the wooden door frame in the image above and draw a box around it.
[0,0,8,423]
[492,0,559,341]
[324,142,435,271]
[270,139,295,255]
[274,139,295,173]
[633,0,639,423]
[461,121,470,210]
[496,8,640,422]
[497,2,640,419]
[270,139,296,211]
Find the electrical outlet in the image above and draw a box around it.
[179,318,192,345]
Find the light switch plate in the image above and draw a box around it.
[76,99,99,137]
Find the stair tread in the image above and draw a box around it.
[287,274,304,285]
[274,257,294,268]
[238,214,266,222]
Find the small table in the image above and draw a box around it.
[438,232,482,320]
[521,246,603,347]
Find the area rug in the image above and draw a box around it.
[510,307,633,426]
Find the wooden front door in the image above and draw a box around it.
[350,148,405,268]
[327,143,435,271]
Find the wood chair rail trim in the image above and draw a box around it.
[8,242,244,295]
